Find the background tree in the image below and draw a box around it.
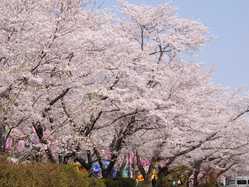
[0,0,249,182]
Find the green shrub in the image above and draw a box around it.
[198,182,219,187]
[103,177,136,187]
[0,155,138,187]
[0,156,105,187]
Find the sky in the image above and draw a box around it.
[100,0,249,87]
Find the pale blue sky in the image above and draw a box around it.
[100,0,249,87]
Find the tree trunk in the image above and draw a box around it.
[193,170,199,187]
[185,171,192,187]
[156,166,169,187]
[186,180,190,187]
[191,159,203,187]
[192,166,201,187]
[0,126,5,152]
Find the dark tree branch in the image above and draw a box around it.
[32,94,43,107]
[65,52,74,62]
[61,99,71,119]
[231,108,249,121]
[32,121,46,143]
[109,75,119,90]
[216,162,237,179]
[31,50,47,73]
[140,25,144,51]
[32,121,56,163]
[110,109,145,125]
[165,132,218,166]
[157,45,163,64]
[81,111,103,136]
[49,88,71,106]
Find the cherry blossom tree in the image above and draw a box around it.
[1,0,249,182]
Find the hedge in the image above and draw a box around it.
[0,155,137,187]
[102,178,136,187]
[0,156,104,187]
